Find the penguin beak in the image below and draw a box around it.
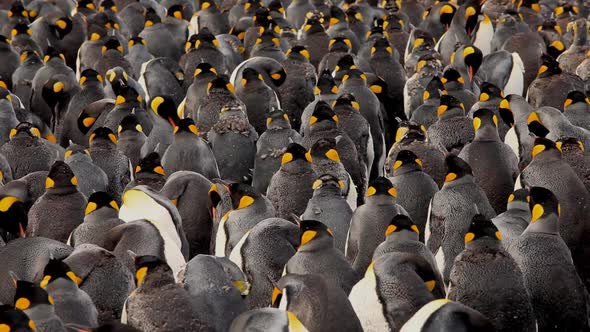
[469,66,474,82]
[18,223,26,238]
[168,117,177,127]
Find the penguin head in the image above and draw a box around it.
[478,82,503,102]
[207,76,235,95]
[268,67,286,87]
[329,6,347,26]
[423,76,446,102]
[98,0,117,12]
[89,127,118,146]
[7,1,28,20]
[464,214,502,245]
[341,68,367,84]
[437,3,456,29]
[437,94,465,119]
[77,0,97,12]
[309,101,338,129]
[314,70,338,96]
[459,3,480,37]
[101,37,124,54]
[506,188,530,211]
[297,219,334,249]
[383,13,406,32]
[414,53,443,75]
[370,37,394,57]
[518,0,541,12]
[10,23,32,38]
[252,7,273,27]
[150,95,181,127]
[12,279,53,310]
[312,173,345,193]
[563,90,589,109]
[345,6,364,24]
[527,109,552,138]
[193,62,218,78]
[537,54,561,78]
[118,114,144,135]
[547,40,566,59]
[64,144,90,161]
[309,138,341,163]
[328,36,352,52]
[281,143,310,166]
[128,36,146,50]
[302,15,325,34]
[366,177,397,199]
[79,69,103,86]
[49,17,72,40]
[459,45,482,81]
[385,214,420,238]
[268,0,285,15]
[0,195,27,242]
[105,67,130,95]
[366,24,388,42]
[144,8,161,27]
[241,68,264,87]
[42,46,65,64]
[393,150,423,173]
[332,93,360,111]
[9,122,41,140]
[0,305,35,332]
[166,4,186,20]
[134,255,173,287]
[334,54,356,76]
[394,121,427,143]
[40,259,82,288]
[115,86,142,107]
[472,108,499,137]
[173,118,199,136]
[531,137,561,159]
[254,28,281,48]
[529,186,559,228]
[45,161,78,190]
[187,28,219,52]
[286,45,311,61]
[266,108,291,129]
[441,68,465,87]
[556,137,585,154]
[85,191,119,215]
[135,152,166,176]
[19,50,41,64]
[227,183,261,210]
[444,154,472,184]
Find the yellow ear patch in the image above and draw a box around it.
[370,85,383,94]
[305,151,312,163]
[395,127,408,142]
[393,160,403,170]
[0,323,10,332]
[0,196,19,212]
[325,149,340,162]
[108,133,118,144]
[271,287,282,305]
[153,166,166,175]
[464,232,475,243]
[444,173,457,182]
[83,117,96,128]
[85,202,97,215]
[495,231,502,240]
[46,177,55,189]
[385,224,396,236]
[411,224,419,234]
[115,95,126,105]
[473,117,481,130]
[71,176,78,186]
[425,280,436,292]
[135,266,148,286]
[300,230,317,246]
[531,204,544,222]
[15,297,31,310]
[237,195,254,209]
[150,96,164,113]
[479,92,490,101]
[367,186,376,196]
[281,152,293,165]
[312,179,323,189]
[531,144,546,158]
[508,194,515,203]
[66,271,82,285]
[388,187,397,197]
[437,105,448,117]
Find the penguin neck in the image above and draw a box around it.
[90,140,116,150]
[136,171,164,181]
[280,159,313,174]
[365,194,396,206]
[341,78,366,88]
[533,150,562,162]
[524,215,559,235]
[465,238,501,251]
[298,236,333,252]
[443,81,463,91]
[45,278,78,293]
[423,98,439,106]
[24,304,56,321]
[442,174,473,188]
[86,207,119,221]
[506,201,530,214]
[564,103,590,116]
[314,185,343,198]
[574,29,588,46]
[267,120,290,130]
[473,126,500,141]
[66,154,92,164]
[386,230,419,243]
[140,267,176,289]
[392,164,421,176]
[439,107,464,120]
[46,185,78,195]
[309,121,338,133]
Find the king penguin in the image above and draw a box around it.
[400,299,494,332]
[69,191,124,248]
[491,189,531,251]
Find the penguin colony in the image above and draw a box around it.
[1,0,590,330]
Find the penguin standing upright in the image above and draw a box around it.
[418,2,456,41]
[64,144,109,198]
[117,114,147,168]
[88,127,130,203]
[436,2,480,65]
[458,109,519,213]
[388,150,439,242]
[104,86,152,135]
[468,82,509,139]
[40,259,99,328]
[509,187,589,331]
[267,143,315,219]
[411,77,445,129]
[346,177,408,275]
[557,19,589,74]
[273,273,363,332]
[196,76,245,137]
[492,189,531,251]
[441,68,477,112]
[252,108,302,194]
[0,90,20,145]
[125,37,154,80]
[235,67,280,135]
[139,8,183,62]
[448,214,536,332]
[427,94,474,154]
[12,278,67,332]
[161,118,219,179]
[428,154,496,284]
[124,256,209,331]
[228,218,299,309]
[11,50,43,112]
[300,14,330,69]
[69,191,124,248]
[528,106,590,149]
[27,161,87,243]
[284,220,360,295]
[562,91,590,130]
[126,152,167,191]
[332,94,373,171]
[301,172,354,252]
[141,95,178,158]
[181,29,228,80]
[400,299,494,331]
[215,183,275,257]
